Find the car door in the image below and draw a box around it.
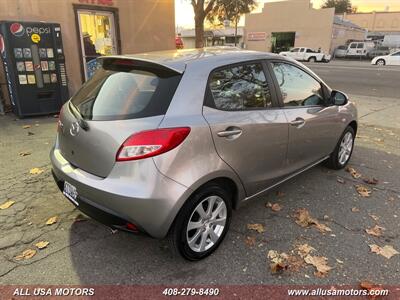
[298,48,306,60]
[388,51,400,65]
[203,61,288,197]
[268,60,342,174]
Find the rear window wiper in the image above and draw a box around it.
[69,102,89,131]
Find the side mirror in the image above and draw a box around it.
[331,90,348,106]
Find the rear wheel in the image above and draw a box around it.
[376,59,385,66]
[308,56,316,62]
[325,126,355,170]
[168,183,232,260]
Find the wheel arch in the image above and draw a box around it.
[348,120,358,136]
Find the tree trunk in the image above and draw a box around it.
[195,15,205,48]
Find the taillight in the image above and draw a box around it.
[57,106,64,132]
[116,127,191,161]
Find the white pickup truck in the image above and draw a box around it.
[279,47,331,62]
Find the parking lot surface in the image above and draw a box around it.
[0,60,399,285]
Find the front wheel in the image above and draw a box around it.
[325,126,355,170]
[308,56,316,62]
[376,59,385,66]
[168,184,232,260]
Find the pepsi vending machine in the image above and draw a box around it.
[0,21,69,117]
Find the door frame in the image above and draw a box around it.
[73,4,121,83]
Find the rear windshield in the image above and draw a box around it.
[70,59,182,121]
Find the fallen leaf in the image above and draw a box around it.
[366,225,385,237]
[345,166,362,179]
[337,177,345,184]
[15,249,36,260]
[336,258,344,264]
[369,244,399,259]
[45,216,58,225]
[22,125,31,129]
[297,244,315,258]
[0,200,15,210]
[268,250,289,273]
[363,177,379,185]
[355,185,372,197]
[19,151,31,157]
[369,214,379,222]
[29,167,44,175]
[247,223,266,233]
[351,207,360,212]
[293,208,332,233]
[304,255,332,276]
[35,241,49,249]
[267,202,282,211]
[245,236,256,247]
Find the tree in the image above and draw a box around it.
[206,0,257,46]
[321,0,354,14]
[191,0,217,48]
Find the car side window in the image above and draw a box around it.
[208,63,272,111]
[272,62,325,107]
[350,43,357,49]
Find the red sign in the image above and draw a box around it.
[247,32,267,41]
[78,0,114,6]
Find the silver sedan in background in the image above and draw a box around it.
[51,48,357,260]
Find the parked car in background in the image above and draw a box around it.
[367,46,390,58]
[371,50,400,66]
[346,41,375,58]
[51,48,357,260]
[334,45,347,58]
[279,47,331,62]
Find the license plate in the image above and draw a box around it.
[63,181,79,206]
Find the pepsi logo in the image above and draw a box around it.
[10,23,25,37]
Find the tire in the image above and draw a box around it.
[376,59,385,66]
[325,126,355,170]
[168,183,232,261]
[308,56,316,62]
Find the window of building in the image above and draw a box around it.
[208,63,272,110]
[272,62,325,107]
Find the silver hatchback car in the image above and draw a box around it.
[51,48,357,260]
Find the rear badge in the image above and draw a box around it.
[70,122,79,136]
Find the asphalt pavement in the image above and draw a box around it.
[0,60,399,286]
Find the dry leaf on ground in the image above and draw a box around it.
[19,151,31,157]
[369,244,399,259]
[35,241,49,249]
[355,185,372,197]
[247,223,266,233]
[369,214,379,222]
[293,208,332,233]
[22,125,31,129]
[15,249,36,260]
[345,166,362,179]
[337,177,345,184]
[245,236,256,247]
[297,244,315,258]
[363,177,379,185]
[304,255,332,276]
[266,202,282,212]
[29,167,44,175]
[0,200,15,210]
[45,216,58,225]
[351,207,360,212]
[365,225,385,237]
[268,250,289,273]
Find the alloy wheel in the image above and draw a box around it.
[186,195,227,253]
[338,132,353,165]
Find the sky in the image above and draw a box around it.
[175,0,400,28]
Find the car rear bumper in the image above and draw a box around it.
[50,147,191,238]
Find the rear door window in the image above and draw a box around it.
[207,63,272,110]
[70,59,182,121]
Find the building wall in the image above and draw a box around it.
[331,23,366,52]
[244,0,335,53]
[0,0,175,104]
[341,11,400,33]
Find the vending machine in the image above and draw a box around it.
[0,21,69,117]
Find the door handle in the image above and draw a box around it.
[290,118,306,127]
[217,129,242,138]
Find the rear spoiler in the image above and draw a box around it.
[98,56,183,78]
